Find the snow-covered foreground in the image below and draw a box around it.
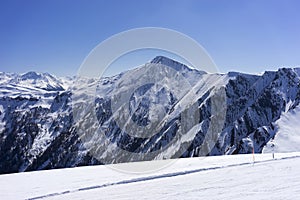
[1,153,300,200]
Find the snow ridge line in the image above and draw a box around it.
[27,155,300,200]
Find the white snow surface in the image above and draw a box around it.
[263,105,300,153]
[0,153,299,200]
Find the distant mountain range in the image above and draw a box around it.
[1,56,300,174]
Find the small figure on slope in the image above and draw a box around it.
[270,139,275,159]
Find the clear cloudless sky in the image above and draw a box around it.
[0,0,300,76]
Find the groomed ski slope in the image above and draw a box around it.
[1,153,300,200]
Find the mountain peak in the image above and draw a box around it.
[21,71,42,80]
[151,55,177,63]
[150,56,193,72]
[6,71,66,91]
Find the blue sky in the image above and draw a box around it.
[0,0,300,76]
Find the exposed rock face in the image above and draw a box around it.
[0,57,299,174]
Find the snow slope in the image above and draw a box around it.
[0,71,67,92]
[0,153,299,200]
[263,105,300,153]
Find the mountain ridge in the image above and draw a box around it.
[0,56,300,174]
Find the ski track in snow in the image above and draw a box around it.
[26,155,300,200]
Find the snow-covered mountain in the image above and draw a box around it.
[0,71,68,92]
[1,56,300,174]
